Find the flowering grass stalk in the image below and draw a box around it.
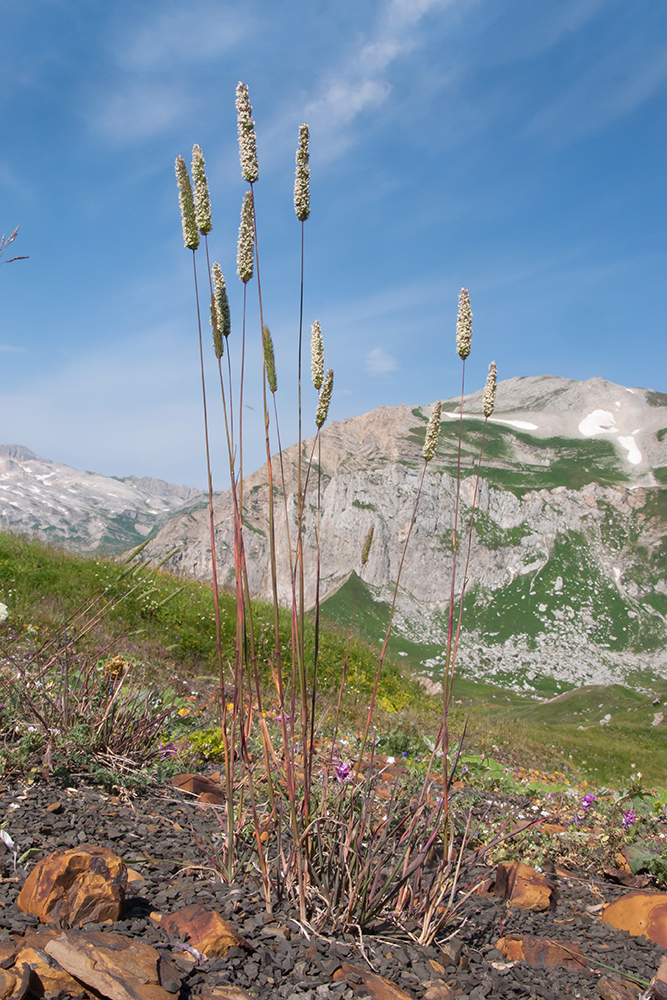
[174,83,499,939]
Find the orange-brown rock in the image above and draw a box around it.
[12,928,60,951]
[45,929,177,1000]
[492,861,556,911]
[597,974,641,1000]
[197,791,225,805]
[17,845,127,927]
[602,892,667,948]
[13,945,81,996]
[172,774,224,804]
[7,962,30,1000]
[0,944,15,971]
[496,934,587,971]
[198,988,255,1000]
[161,906,249,959]
[333,962,415,1000]
[423,986,453,1000]
[650,954,667,999]
[0,970,15,1000]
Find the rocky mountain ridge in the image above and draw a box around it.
[4,375,667,693]
[141,375,667,692]
[0,445,203,553]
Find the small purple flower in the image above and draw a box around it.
[574,793,597,825]
[622,808,638,830]
[159,741,178,760]
[335,761,351,782]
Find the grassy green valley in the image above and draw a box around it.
[1,531,666,790]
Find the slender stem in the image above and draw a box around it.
[441,359,467,812]
[353,460,429,781]
[191,248,225,699]
[449,416,488,689]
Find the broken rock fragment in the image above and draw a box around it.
[496,934,588,971]
[45,929,178,1000]
[602,892,667,948]
[333,962,415,1000]
[160,905,250,959]
[17,845,127,927]
[491,861,556,911]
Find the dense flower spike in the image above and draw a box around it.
[237,192,255,284]
[456,288,472,360]
[361,525,374,566]
[235,82,258,184]
[422,401,441,462]
[310,320,324,389]
[175,156,199,250]
[315,369,334,428]
[211,263,230,358]
[294,124,310,222]
[483,361,497,417]
[191,145,212,235]
[263,326,277,393]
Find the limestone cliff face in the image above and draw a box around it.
[140,376,667,689]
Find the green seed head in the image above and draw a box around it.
[191,144,212,235]
[422,401,441,462]
[237,191,254,284]
[294,123,310,222]
[315,369,334,428]
[175,156,199,250]
[483,361,497,417]
[263,326,277,394]
[211,262,230,357]
[361,525,374,566]
[456,288,472,360]
[235,82,258,184]
[310,320,324,390]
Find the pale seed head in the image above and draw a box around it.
[263,326,277,394]
[483,361,497,417]
[361,525,374,566]
[315,369,334,428]
[175,156,199,250]
[456,288,472,360]
[191,144,212,235]
[211,262,230,358]
[235,82,258,184]
[237,191,254,284]
[422,401,442,462]
[310,320,324,390]
[294,123,310,222]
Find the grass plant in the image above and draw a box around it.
[169,82,504,939]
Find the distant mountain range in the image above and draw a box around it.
[0,445,203,553]
[5,375,667,694]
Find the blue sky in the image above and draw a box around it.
[1,0,667,489]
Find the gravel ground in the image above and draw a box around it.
[0,780,662,1000]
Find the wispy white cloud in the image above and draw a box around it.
[0,344,26,354]
[365,347,398,375]
[90,78,193,143]
[114,1,251,72]
[87,0,252,144]
[303,0,459,152]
